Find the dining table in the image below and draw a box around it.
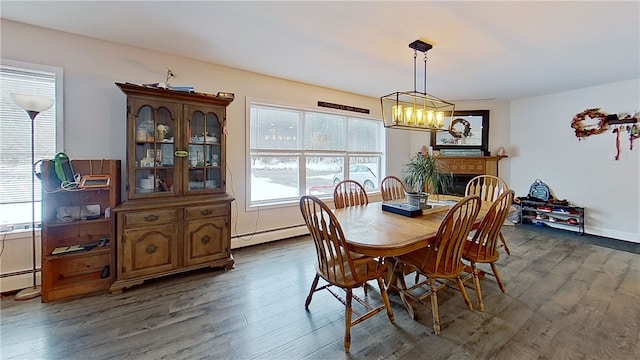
[332,195,494,258]
[332,195,501,316]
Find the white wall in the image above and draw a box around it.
[0,20,425,252]
[510,80,640,242]
[0,231,41,292]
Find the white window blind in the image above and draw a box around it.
[0,60,61,228]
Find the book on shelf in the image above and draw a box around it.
[51,244,86,255]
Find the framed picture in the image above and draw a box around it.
[146,149,162,161]
[430,110,490,155]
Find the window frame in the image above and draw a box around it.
[245,98,385,210]
[0,59,64,232]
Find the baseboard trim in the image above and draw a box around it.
[0,272,41,293]
[231,225,309,249]
[584,226,639,243]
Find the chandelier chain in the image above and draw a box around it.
[423,53,428,95]
[413,50,418,93]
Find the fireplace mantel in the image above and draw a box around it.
[437,155,507,177]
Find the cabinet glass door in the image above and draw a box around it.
[132,103,177,197]
[187,109,223,194]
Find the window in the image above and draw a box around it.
[248,101,384,207]
[0,60,63,231]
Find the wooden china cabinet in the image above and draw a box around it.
[110,83,234,294]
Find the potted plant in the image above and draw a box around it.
[401,152,453,207]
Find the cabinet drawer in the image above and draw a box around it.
[185,203,228,219]
[121,209,178,227]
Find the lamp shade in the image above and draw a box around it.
[11,94,54,112]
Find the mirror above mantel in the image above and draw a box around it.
[430,110,490,156]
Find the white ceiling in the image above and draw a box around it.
[2,1,639,101]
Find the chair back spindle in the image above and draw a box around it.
[333,180,368,209]
[380,175,406,201]
[465,175,508,202]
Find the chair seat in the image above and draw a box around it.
[317,257,384,289]
[346,249,369,260]
[463,240,500,263]
[398,247,466,279]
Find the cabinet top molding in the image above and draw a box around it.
[116,82,234,106]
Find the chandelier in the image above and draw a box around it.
[380,40,455,132]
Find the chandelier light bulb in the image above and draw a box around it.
[427,111,435,127]
[436,112,444,127]
[415,108,424,126]
[404,107,414,125]
[392,105,403,124]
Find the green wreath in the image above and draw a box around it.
[448,118,472,138]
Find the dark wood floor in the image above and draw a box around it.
[1,225,639,359]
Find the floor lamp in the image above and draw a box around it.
[11,94,54,301]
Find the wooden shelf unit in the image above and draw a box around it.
[41,159,121,302]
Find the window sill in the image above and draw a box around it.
[247,190,382,211]
[0,227,41,241]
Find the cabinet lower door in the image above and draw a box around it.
[184,217,229,266]
[122,224,178,278]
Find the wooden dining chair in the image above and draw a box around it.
[333,179,375,294]
[463,190,515,311]
[299,195,395,352]
[380,175,418,285]
[380,175,406,201]
[394,195,481,334]
[333,179,368,209]
[465,175,512,255]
